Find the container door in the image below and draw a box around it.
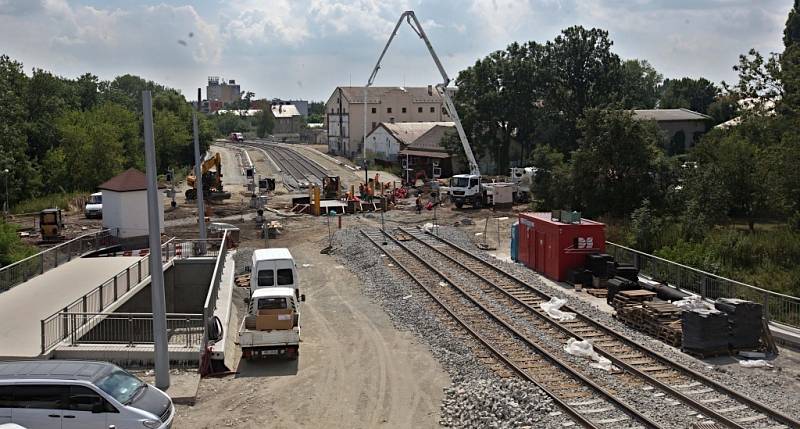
[535,230,546,274]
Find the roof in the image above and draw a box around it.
[271,104,301,118]
[98,168,162,192]
[252,287,296,299]
[397,149,450,159]
[0,360,115,382]
[252,248,293,261]
[632,108,712,122]
[521,212,605,226]
[336,86,442,104]
[406,123,455,151]
[374,122,453,146]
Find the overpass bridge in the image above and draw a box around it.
[0,231,234,365]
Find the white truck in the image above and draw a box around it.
[84,191,103,218]
[239,287,304,360]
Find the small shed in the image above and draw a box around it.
[98,168,164,238]
[517,212,605,281]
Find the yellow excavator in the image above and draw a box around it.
[186,153,232,202]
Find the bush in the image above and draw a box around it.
[12,191,87,214]
[0,221,37,266]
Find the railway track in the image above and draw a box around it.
[260,142,329,188]
[382,226,798,429]
[362,229,663,429]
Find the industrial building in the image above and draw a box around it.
[324,86,449,159]
[632,108,711,153]
[207,76,242,107]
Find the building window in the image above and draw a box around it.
[371,122,376,129]
[371,107,376,114]
[389,117,395,123]
[418,107,423,113]
[330,108,334,113]
[430,107,435,113]
[402,107,407,113]
[387,107,392,113]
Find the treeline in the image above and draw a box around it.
[451,6,800,296]
[0,55,214,207]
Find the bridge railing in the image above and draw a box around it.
[47,312,203,348]
[0,229,116,292]
[606,241,800,328]
[202,230,229,352]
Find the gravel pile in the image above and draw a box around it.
[439,378,559,428]
[433,225,800,423]
[331,227,563,426]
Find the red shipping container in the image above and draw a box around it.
[517,212,605,281]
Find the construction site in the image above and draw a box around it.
[2,6,800,429]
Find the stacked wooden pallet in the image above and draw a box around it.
[235,274,251,288]
[613,290,683,347]
[584,288,607,298]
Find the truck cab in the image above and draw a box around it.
[239,287,303,360]
[449,174,484,208]
[250,248,298,297]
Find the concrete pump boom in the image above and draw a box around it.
[363,10,481,176]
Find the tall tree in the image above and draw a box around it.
[571,109,664,217]
[781,0,800,113]
[659,77,719,113]
[618,59,663,109]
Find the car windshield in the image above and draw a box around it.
[89,195,102,204]
[451,177,469,188]
[95,369,145,405]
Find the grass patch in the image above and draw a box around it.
[11,191,88,215]
[0,221,38,266]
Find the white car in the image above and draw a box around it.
[0,360,174,429]
[84,192,102,219]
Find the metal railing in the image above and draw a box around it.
[202,230,229,351]
[606,242,800,328]
[0,229,115,292]
[48,312,203,347]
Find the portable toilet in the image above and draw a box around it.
[510,221,519,262]
[517,211,605,281]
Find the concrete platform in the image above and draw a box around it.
[0,256,141,359]
[210,252,235,363]
[53,343,199,366]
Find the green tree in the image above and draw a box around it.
[781,0,800,113]
[571,109,664,217]
[659,77,719,113]
[618,59,663,109]
[629,199,659,252]
[706,94,739,124]
[255,108,275,138]
[0,221,37,265]
[528,145,571,210]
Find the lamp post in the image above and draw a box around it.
[2,168,8,218]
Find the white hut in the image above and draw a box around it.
[98,168,164,238]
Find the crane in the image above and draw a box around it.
[363,10,480,178]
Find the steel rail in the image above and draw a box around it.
[399,227,749,429]
[416,228,800,429]
[362,229,663,429]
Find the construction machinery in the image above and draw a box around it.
[39,208,64,242]
[186,152,232,202]
[366,11,499,209]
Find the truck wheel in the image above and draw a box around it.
[454,202,463,209]
[474,198,483,209]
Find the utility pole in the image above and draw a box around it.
[142,90,170,389]
[194,88,207,247]
[2,168,8,218]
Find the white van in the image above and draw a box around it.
[84,192,102,219]
[250,248,298,297]
[0,360,174,429]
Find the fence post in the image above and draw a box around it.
[99,286,104,312]
[763,292,770,321]
[71,313,77,345]
[82,296,88,325]
[137,260,142,283]
[128,316,134,347]
[62,307,69,340]
[186,318,191,347]
[41,320,46,355]
[40,255,45,275]
[701,276,709,299]
[126,268,131,292]
[113,277,118,301]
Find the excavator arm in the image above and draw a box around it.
[187,153,222,188]
[364,11,480,176]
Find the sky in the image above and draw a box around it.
[0,0,793,102]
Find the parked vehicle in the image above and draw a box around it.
[229,132,244,142]
[0,360,174,429]
[249,248,299,297]
[84,192,103,219]
[239,287,304,360]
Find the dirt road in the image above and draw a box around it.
[173,219,449,428]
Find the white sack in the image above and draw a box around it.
[540,297,576,322]
[563,338,616,372]
[739,359,773,368]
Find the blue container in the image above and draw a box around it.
[510,221,519,262]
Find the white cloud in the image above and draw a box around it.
[222,0,309,45]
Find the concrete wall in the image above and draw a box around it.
[656,120,708,152]
[365,127,401,161]
[103,190,164,239]
[115,259,215,314]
